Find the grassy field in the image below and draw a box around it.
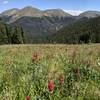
[0,44,100,100]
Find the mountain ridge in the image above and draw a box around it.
[0,6,100,43]
[0,6,72,23]
[79,11,100,18]
[1,6,100,23]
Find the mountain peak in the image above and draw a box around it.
[0,8,19,16]
[79,11,100,18]
[43,9,72,17]
[15,6,42,18]
[23,6,33,9]
[22,6,40,11]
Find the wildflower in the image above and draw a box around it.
[26,96,30,100]
[59,74,64,85]
[48,80,55,91]
[32,52,38,62]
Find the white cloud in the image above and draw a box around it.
[64,10,84,16]
[3,0,8,4]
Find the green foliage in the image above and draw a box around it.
[0,16,100,44]
[48,17,100,44]
[0,44,100,99]
[0,20,25,44]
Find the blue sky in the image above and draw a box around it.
[0,0,100,15]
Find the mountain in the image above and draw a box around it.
[79,11,100,18]
[0,8,19,16]
[0,8,19,22]
[10,6,43,23]
[0,6,42,23]
[0,6,72,23]
[0,6,75,41]
[48,17,100,44]
[0,7,100,43]
[43,9,71,17]
[12,16,76,35]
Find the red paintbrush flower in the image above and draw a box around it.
[32,52,38,62]
[59,74,64,85]
[26,96,30,100]
[48,80,55,91]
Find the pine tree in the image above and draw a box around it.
[20,27,25,43]
[5,25,11,44]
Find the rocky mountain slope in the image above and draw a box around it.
[0,6,72,23]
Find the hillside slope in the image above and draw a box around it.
[0,6,75,37]
[48,17,100,43]
[79,11,100,18]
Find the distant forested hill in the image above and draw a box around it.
[47,17,100,44]
[0,17,100,44]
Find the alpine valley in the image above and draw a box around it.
[0,6,100,43]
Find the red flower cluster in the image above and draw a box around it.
[48,80,55,91]
[26,96,30,100]
[59,74,64,85]
[32,52,38,62]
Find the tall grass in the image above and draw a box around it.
[0,44,100,100]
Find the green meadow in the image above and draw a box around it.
[0,44,100,100]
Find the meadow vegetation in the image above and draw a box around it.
[0,44,100,100]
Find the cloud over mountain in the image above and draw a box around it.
[64,10,84,16]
